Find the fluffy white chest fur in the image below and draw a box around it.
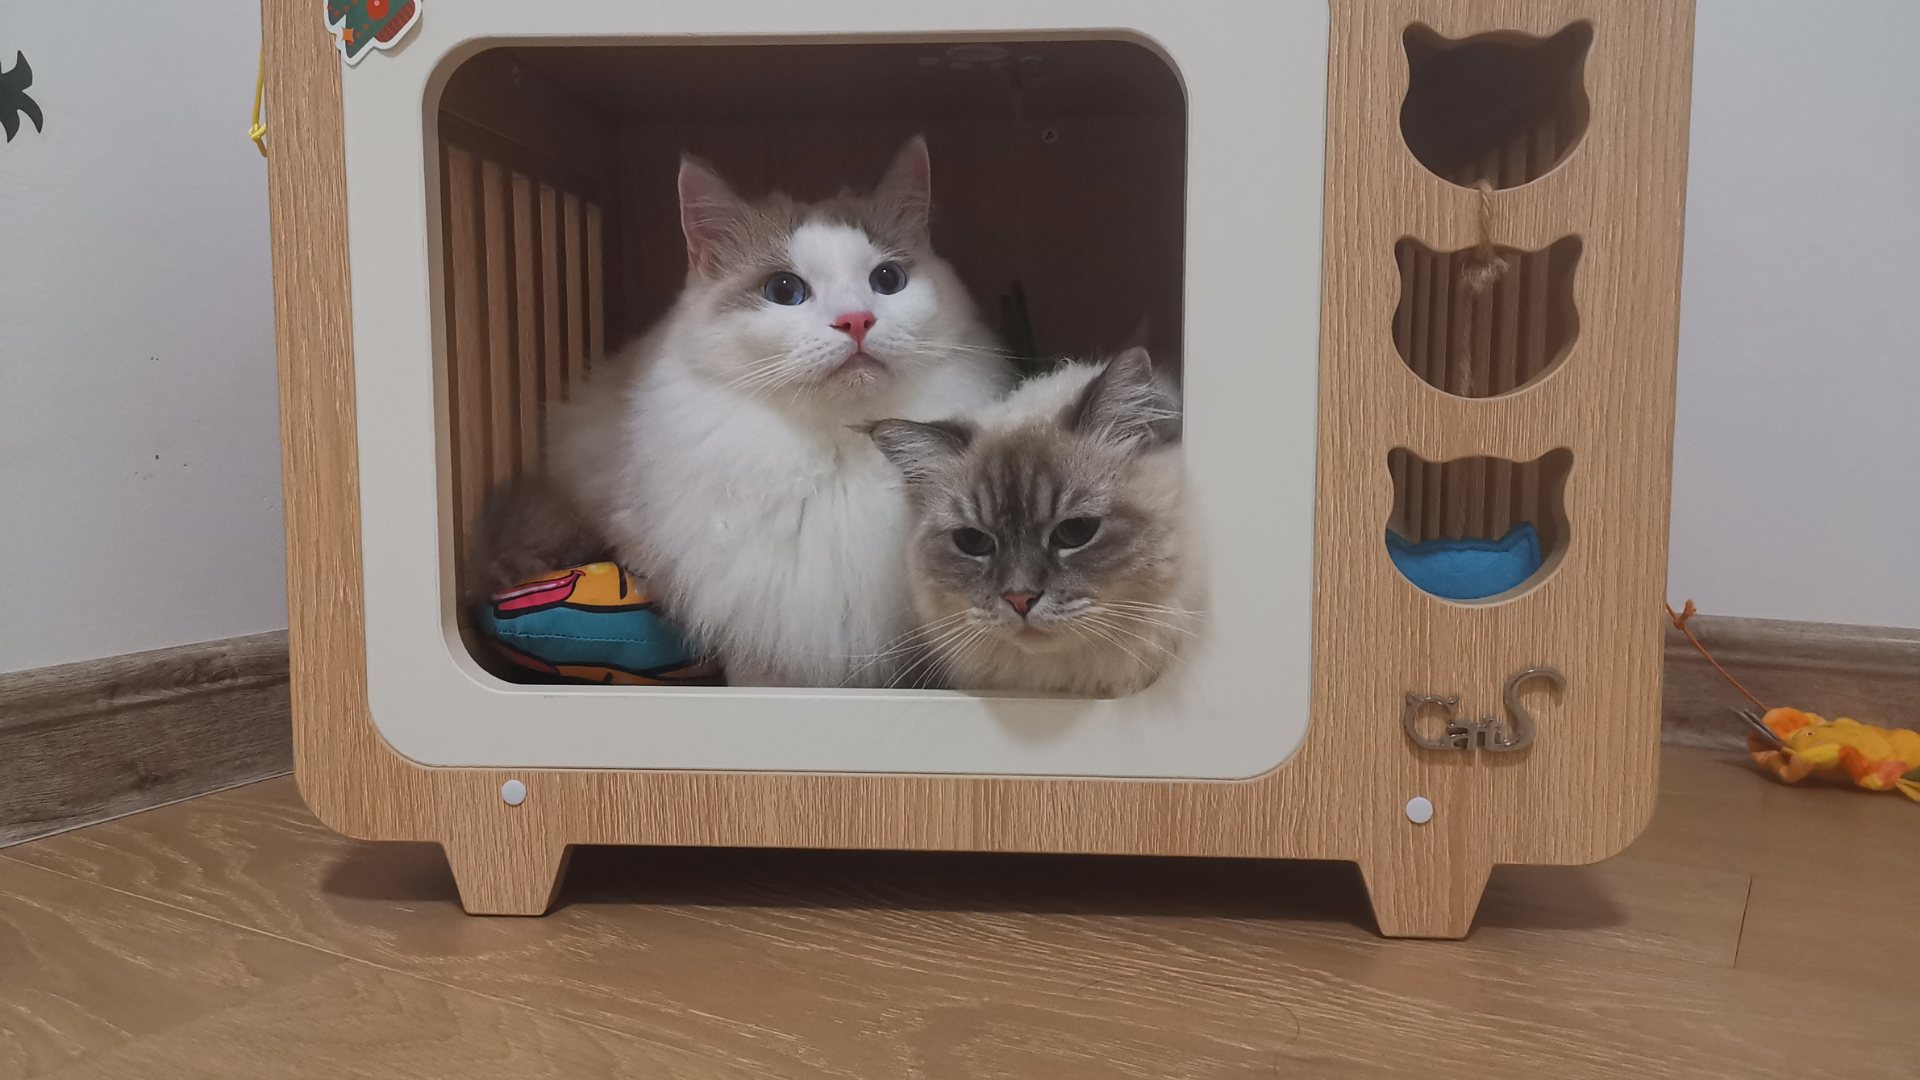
[584,343,1003,686]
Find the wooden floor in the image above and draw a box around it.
[1,747,1915,1080]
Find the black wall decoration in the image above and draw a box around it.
[2,51,43,143]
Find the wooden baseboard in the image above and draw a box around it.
[0,617,1905,844]
[0,632,292,847]
[1664,615,1920,751]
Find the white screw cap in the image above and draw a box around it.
[1405,796,1434,825]
[500,779,528,806]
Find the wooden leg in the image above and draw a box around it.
[1358,855,1492,939]
[442,837,573,916]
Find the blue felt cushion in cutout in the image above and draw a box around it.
[1386,523,1544,601]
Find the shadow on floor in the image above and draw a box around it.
[320,840,1631,937]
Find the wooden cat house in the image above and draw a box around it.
[265,0,1694,937]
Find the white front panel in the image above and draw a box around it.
[343,0,1329,778]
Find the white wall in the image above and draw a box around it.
[0,1,1913,676]
[0,2,286,672]
[1668,0,1920,628]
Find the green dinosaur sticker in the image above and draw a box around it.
[326,0,422,65]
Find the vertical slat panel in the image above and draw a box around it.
[540,183,566,403]
[1392,241,1415,359]
[1426,250,1451,391]
[1388,452,1553,549]
[1469,263,1495,399]
[481,160,518,483]
[444,146,490,569]
[440,137,611,594]
[512,173,543,469]
[1487,457,1515,541]
[587,202,606,370]
[1492,248,1522,397]
[1516,458,1543,544]
[1421,458,1445,543]
[1409,246,1434,385]
[563,192,586,392]
[1445,258,1468,398]
[1524,247,1551,388]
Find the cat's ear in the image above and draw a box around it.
[679,154,750,278]
[1068,348,1178,451]
[867,418,971,484]
[873,135,934,245]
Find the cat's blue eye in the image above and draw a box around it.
[869,261,908,295]
[1049,517,1101,550]
[763,271,811,306]
[952,527,996,557]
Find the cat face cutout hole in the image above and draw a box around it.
[1400,22,1593,189]
[1393,236,1581,398]
[1385,448,1572,604]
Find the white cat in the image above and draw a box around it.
[533,137,1010,686]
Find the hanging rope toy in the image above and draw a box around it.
[1458,178,1513,294]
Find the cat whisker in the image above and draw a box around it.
[720,368,791,395]
[846,614,978,686]
[729,366,805,394]
[1088,607,1199,638]
[900,340,1022,361]
[848,611,973,662]
[1078,614,1182,658]
[885,618,988,689]
[718,354,808,395]
[1068,618,1153,673]
[1101,600,1204,620]
[929,627,997,690]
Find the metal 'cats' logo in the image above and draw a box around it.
[2,52,41,143]
[326,0,424,65]
[1402,667,1565,753]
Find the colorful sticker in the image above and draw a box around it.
[325,0,423,66]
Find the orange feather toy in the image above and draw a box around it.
[1668,601,1920,803]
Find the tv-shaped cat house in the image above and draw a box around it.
[266,0,1694,938]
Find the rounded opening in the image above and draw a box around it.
[1400,22,1592,189]
[1385,448,1572,603]
[1393,235,1581,398]
[428,38,1191,691]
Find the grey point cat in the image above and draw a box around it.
[867,347,1203,696]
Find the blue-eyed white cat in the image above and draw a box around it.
[477,136,1011,686]
[868,348,1202,697]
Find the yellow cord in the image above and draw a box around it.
[248,48,267,157]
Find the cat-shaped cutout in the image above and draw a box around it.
[1386,447,1572,602]
[1393,236,1582,398]
[1401,22,1593,189]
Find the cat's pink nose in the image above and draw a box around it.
[831,311,876,348]
[1003,591,1041,616]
